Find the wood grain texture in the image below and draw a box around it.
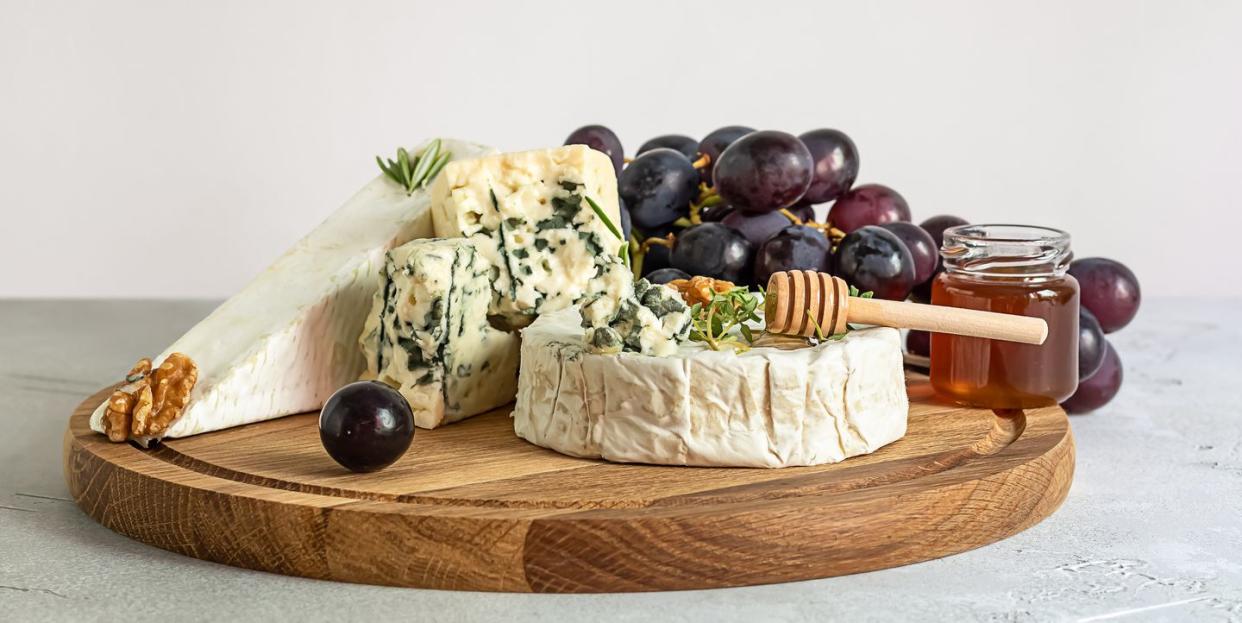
[63,376,1074,593]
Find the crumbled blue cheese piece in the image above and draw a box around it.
[429,145,624,326]
[360,238,519,429]
[579,259,692,357]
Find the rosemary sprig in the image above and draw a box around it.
[687,286,762,352]
[376,139,450,195]
[584,196,629,266]
[585,196,623,240]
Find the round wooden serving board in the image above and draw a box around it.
[64,376,1074,593]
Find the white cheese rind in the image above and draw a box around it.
[89,139,497,440]
[513,308,909,468]
[429,145,623,325]
[359,238,520,429]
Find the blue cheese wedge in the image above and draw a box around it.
[89,138,496,442]
[360,238,520,428]
[579,259,691,356]
[429,145,624,326]
[513,307,909,468]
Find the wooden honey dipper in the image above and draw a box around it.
[764,270,1048,345]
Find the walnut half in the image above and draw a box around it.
[665,276,736,308]
[101,353,197,443]
[102,362,152,442]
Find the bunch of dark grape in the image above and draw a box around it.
[564,124,1139,413]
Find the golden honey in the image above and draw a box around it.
[930,225,1079,409]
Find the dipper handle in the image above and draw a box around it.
[764,271,1048,345]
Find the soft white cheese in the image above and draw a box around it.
[429,145,624,326]
[359,238,520,429]
[513,307,909,468]
[90,139,497,440]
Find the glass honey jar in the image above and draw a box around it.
[930,225,1079,409]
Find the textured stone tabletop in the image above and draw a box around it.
[1,299,1239,622]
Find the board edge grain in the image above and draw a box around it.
[63,386,1074,593]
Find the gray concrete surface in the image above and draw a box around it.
[1,299,1239,622]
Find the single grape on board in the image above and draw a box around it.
[319,381,414,473]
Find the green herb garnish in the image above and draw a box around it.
[688,286,762,352]
[800,285,876,343]
[376,139,450,194]
[848,284,874,299]
[582,196,629,266]
[806,309,827,341]
[585,196,623,240]
[628,233,643,276]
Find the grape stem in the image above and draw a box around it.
[629,233,675,278]
[642,233,676,251]
[691,154,711,170]
[778,208,803,226]
[777,207,847,241]
[686,183,721,225]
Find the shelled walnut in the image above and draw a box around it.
[101,360,152,442]
[101,353,197,442]
[666,276,736,307]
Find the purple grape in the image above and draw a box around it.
[798,129,859,204]
[906,330,930,357]
[1068,258,1141,333]
[638,134,698,159]
[753,225,832,288]
[911,215,969,303]
[714,130,814,215]
[699,203,736,222]
[565,124,623,173]
[638,238,673,276]
[878,221,938,285]
[618,196,632,241]
[721,209,801,248]
[319,381,414,473]
[832,225,917,300]
[671,222,754,283]
[697,125,755,185]
[827,184,911,233]
[920,214,970,247]
[619,148,698,232]
[646,267,690,284]
[1078,307,1107,381]
[1062,341,1123,414]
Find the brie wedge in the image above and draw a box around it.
[513,307,909,468]
[90,139,496,441]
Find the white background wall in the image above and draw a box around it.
[2,0,1239,299]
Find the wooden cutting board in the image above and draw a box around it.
[63,375,1074,593]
